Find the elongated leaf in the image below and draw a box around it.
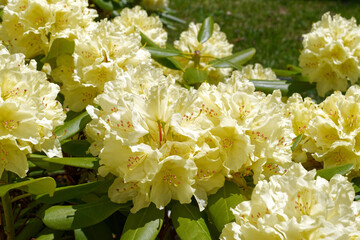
[45,38,75,61]
[184,67,209,85]
[172,202,211,240]
[198,17,214,43]
[153,57,183,70]
[74,222,113,240]
[291,134,303,151]
[54,111,92,144]
[28,154,64,171]
[272,69,299,77]
[352,177,360,193]
[159,13,186,24]
[210,48,256,69]
[41,157,99,169]
[42,197,131,230]
[36,229,64,240]
[62,140,91,157]
[120,204,164,240]
[316,164,353,181]
[251,79,289,95]
[36,181,111,204]
[207,181,244,232]
[92,0,114,11]
[0,177,56,197]
[286,64,302,73]
[146,47,183,58]
[140,32,158,48]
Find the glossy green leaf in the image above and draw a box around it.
[159,13,186,24]
[0,177,56,197]
[172,202,211,240]
[352,177,360,193]
[120,203,164,240]
[28,154,64,171]
[54,110,92,144]
[74,222,113,240]
[153,57,183,70]
[250,79,289,95]
[62,140,91,157]
[288,79,315,95]
[140,31,158,48]
[36,229,64,240]
[36,181,110,204]
[146,47,183,58]
[45,38,75,61]
[291,134,303,151]
[316,164,353,181]
[92,0,114,11]
[198,17,214,43]
[42,196,131,230]
[207,181,244,232]
[41,157,99,169]
[209,48,256,69]
[183,67,209,85]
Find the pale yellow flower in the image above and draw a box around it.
[299,12,360,96]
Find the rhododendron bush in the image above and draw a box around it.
[0,1,360,239]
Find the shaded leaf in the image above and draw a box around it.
[291,134,303,151]
[316,164,353,181]
[183,67,208,85]
[92,0,114,11]
[146,46,183,58]
[74,222,113,240]
[250,79,290,95]
[153,57,183,70]
[172,202,211,240]
[41,157,99,169]
[210,48,256,69]
[36,228,64,240]
[62,140,91,157]
[207,181,244,232]
[54,110,92,144]
[272,69,299,77]
[42,196,131,230]
[159,13,186,24]
[140,31,158,48]
[198,17,214,43]
[352,177,360,193]
[0,177,56,197]
[36,181,111,204]
[120,204,164,240]
[28,154,64,171]
[45,38,75,62]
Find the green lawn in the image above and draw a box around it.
[167,0,360,69]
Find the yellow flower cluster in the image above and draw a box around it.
[221,163,360,239]
[0,44,65,177]
[85,69,295,212]
[299,12,360,96]
[287,85,360,171]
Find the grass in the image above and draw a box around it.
[166,0,360,69]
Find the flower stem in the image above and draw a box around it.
[2,192,15,240]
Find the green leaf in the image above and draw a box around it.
[286,64,302,73]
[140,32,159,48]
[291,134,303,151]
[352,177,360,193]
[62,140,91,157]
[36,228,64,240]
[209,48,256,69]
[183,67,209,85]
[45,38,75,62]
[41,157,99,169]
[0,177,56,197]
[28,154,64,171]
[54,110,92,144]
[146,46,183,58]
[171,202,211,240]
[36,181,111,204]
[120,203,164,240]
[42,196,131,230]
[250,79,289,95]
[74,222,113,240]
[207,181,244,232]
[153,57,183,70]
[92,0,114,11]
[198,17,214,43]
[159,13,186,24]
[272,69,299,77]
[316,164,353,181]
